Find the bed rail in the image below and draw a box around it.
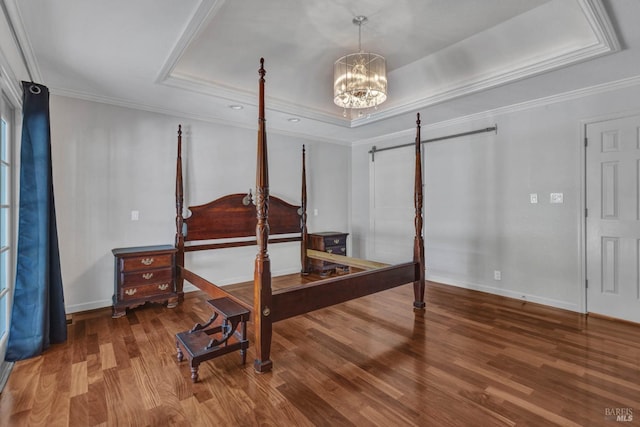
[271,262,417,322]
[184,236,301,252]
[306,249,390,270]
[180,267,252,312]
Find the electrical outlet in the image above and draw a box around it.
[550,193,563,204]
[494,270,501,281]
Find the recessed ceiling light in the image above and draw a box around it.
[229,105,243,110]
[288,118,301,123]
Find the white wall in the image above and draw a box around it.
[50,96,349,313]
[351,81,640,313]
[28,69,640,316]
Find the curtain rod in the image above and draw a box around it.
[1,0,34,82]
[369,125,497,161]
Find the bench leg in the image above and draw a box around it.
[176,341,184,362]
[240,319,247,364]
[190,362,199,383]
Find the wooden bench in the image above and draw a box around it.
[175,297,250,382]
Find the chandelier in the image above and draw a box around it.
[333,16,387,114]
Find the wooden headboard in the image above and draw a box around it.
[183,193,302,241]
[174,123,308,255]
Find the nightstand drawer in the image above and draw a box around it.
[324,245,346,255]
[121,254,173,271]
[121,282,174,301]
[324,235,347,247]
[121,267,173,287]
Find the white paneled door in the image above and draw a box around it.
[586,115,640,323]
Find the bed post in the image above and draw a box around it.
[300,145,309,274]
[413,113,426,311]
[175,124,185,302]
[254,58,273,373]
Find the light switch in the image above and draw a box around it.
[131,210,139,221]
[529,193,538,204]
[550,193,563,204]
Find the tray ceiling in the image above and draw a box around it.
[4,0,621,142]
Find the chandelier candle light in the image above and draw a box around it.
[333,16,387,116]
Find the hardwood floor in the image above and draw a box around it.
[1,279,639,426]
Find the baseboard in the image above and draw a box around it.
[426,274,580,313]
[65,299,113,314]
[0,361,14,393]
[587,312,640,326]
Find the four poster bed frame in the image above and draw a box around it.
[175,58,425,373]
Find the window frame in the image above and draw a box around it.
[0,77,20,363]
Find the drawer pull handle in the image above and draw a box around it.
[327,249,333,253]
[333,239,340,244]
[142,273,154,280]
[341,247,346,252]
[125,288,137,296]
[158,283,169,291]
[141,258,154,266]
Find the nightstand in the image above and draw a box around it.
[112,245,178,318]
[308,232,349,275]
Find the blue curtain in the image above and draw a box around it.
[5,82,66,361]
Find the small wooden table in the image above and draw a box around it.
[176,297,250,382]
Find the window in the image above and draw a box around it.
[0,93,15,360]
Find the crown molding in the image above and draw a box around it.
[51,86,244,124]
[49,86,349,146]
[2,0,43,83]
[162,73,348,128]
[353,41,618,128]
[155,0,349,128]
[50,72,640,150]
[0,50,22,107]
[577,0,620,52]
[154,0,620,131]
[441,74,640,129]
[351,0,620,128]
[353,74,640,147]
